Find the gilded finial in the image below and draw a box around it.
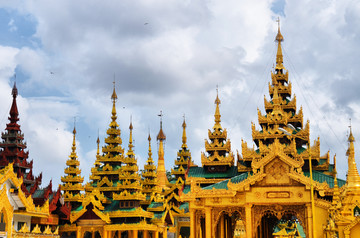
[349,119,355,142]
[128,117,134,151]
[214,87,222,129]
[157,111,166,141]
[148,133,152,158]
[275,17,285,71]
[182,115,187,146]
[129,115,133,130]
[96,129,100,145]
[111,82,118,122]
[111,80,117,102]
[96,130,100,157]
[275,17,284,42]
[71,117,77,154]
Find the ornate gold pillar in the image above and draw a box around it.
[205,207,212,238]
[143,230,149,238]
[306,203,313,238]
[163,228,167,238]
[132,230,138,238]
[245,204,252,238]
[190,208,196,238]
[77,227,82,238]
[155,231,159,238]
[220,214,224,238]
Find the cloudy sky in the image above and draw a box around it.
[0,0,359,188]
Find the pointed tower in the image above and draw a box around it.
[114,120,145,207]
[339,128,360,218]
[157,112,168,190]
[85,83,125,200]
[240,21,329,173]
[171,117,194,183]
[0,83,42,196]
[60,126,84,209]
[141,134,159,206]
[201,89,234,172]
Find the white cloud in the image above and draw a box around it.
[8,19,17,32]
[1,0,360,187]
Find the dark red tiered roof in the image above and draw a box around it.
[0,83,41,196]
[0,83,65,217]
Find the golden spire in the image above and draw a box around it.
[96,133,100,157]
[148,133,152,158]
[128,116,134,152]
[214,86,222,130]
[346,127,360,189]
[156,111,168,190]
[182,115,187,148]
[111,80,117,122]
[72,126,77,155]
[275,17,285,71]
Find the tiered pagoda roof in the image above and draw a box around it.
[141,134,159,206]
[60,126,84,208]
[114,121,146,208]
[171,118,194,183]
[239,24,330,173]
[0,83,43,196]
[82,84,153,226]
[85,84,125,200]
[201,89,234,172]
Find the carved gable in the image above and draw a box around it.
[264,158,290,185]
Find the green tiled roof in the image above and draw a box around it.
[203,172,249,190]
[74,205,83,212]
[182,185,190,194]
[179,202,189,213]
[188,166,239,179]
[148,202,163,209]
[153,211,165,219]
[104,200,140,212]
[32,189,45,198]
[297,147,306,154]
[303,171,346,188]
[104,200,119,211]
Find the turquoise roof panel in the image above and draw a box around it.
[188,166,238,179]
[303,171,346,188]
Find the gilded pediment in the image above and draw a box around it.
[251,139,304,173]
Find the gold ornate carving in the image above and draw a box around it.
[265,158,290,184]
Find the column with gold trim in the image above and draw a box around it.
[205,206,212,238]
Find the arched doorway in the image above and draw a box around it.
[256,212,305,238]
[256,213,278,238]
[214,210,245,238]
